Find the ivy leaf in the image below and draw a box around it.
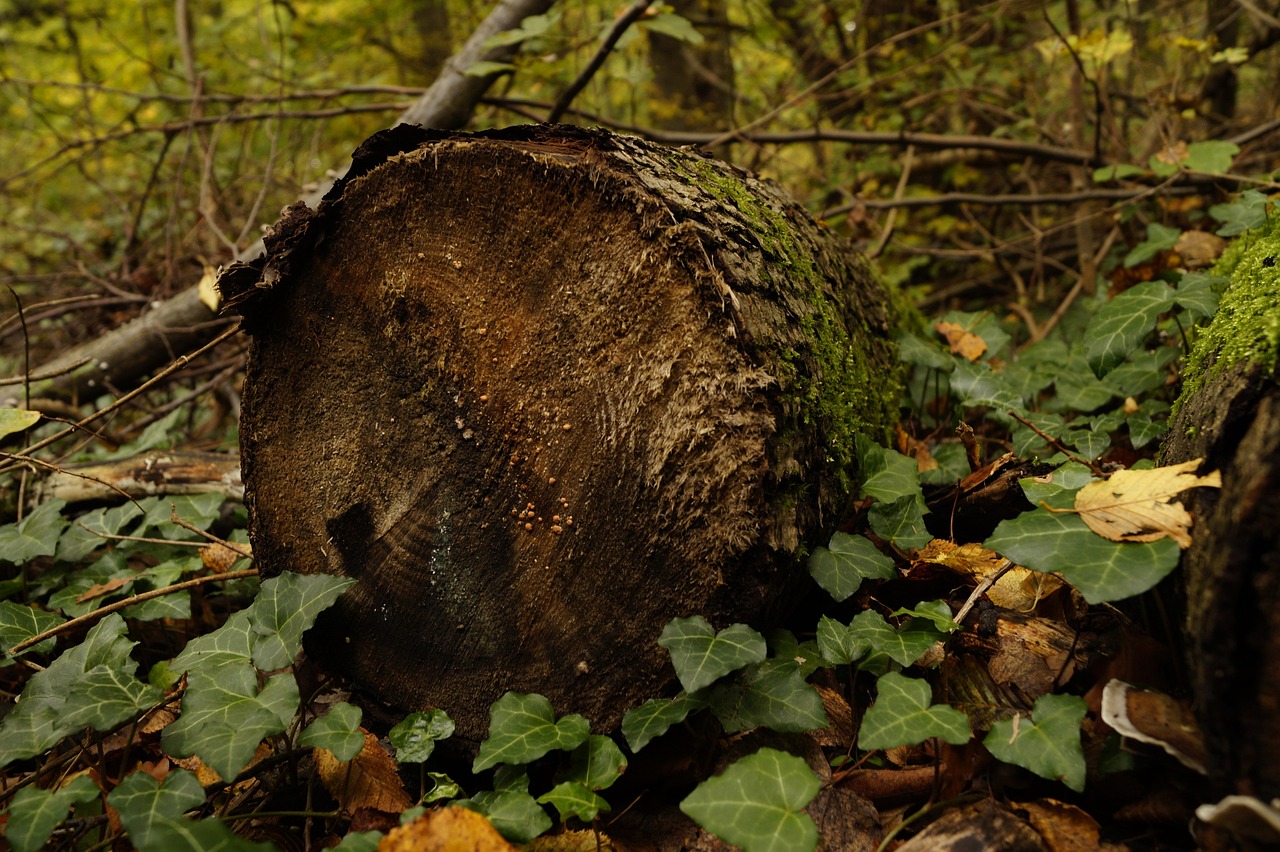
[161,667,299,781]
[137,814,276,850]
[680,748,820,852]
[562,734,627,791]
[984,694,1088,792]
[867,493,932,550]
[473,692,590,772]
[985,508,1181,603]
[388,709,455,764]
[249,572,355,671]
[0,601,65,659]
[937,309,1011,359]
[807,532,895,602]
[849,610,943,667]
[892,600,960,633]
[537,781,610,823]
[948,361,1024,409]
[0,499,68,565]
[817,614,871,665]
[658,616,766,693]
[0,614,157,766]
[136,494,225,540]
[897,332,956,372]
[1174,271,1224,322]
[621,692,705,752]
[108,768,206,849]
[708,659,828,734]
[856,438,922,502]
[6,774,99,852]
[1018,462,1094,506]
[170,609,255,677]
[1084,280,1177,376]
[1123,223,1181,268]
[1209,189,1269,237]
[461,790,552,843]
[857,672,971,750]
[61,664,164,731]
[299,702,364,762]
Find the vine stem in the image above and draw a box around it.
[6,568,257,658]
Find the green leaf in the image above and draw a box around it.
[136,494,224,540]
[5,774,98,852]
[984,694,1087,792]
[161,667,299,781]
[0,408,40,439]
[0,601,65,659]
[0,614,159,766]
[817,614,871,665]
[389,709,455,763]
[1174,271,1224,322]
[857,439,922,502]
[299,702,364,761]
[537,781,610,823]
[170,609,255,677]
[846,610,943,668]
[332,830,384,851]
[1084,280,1176,376]
[708,659,828,734]
[1184,140,1238,174]
[680,748,820,852]
[108,768,206,849]
[462,60,516,78]
[1210,189,1269,237]
[938,309,1011,358]
[641,11,705,44]
[867,493,931,550]
[892,600,959,633]
[562,734,626,791]
[1123,223,1181,268]
[1091,163,1145,182]
[807,532,895,602]
[473,692,590,772]
[621,692,705,752]
[461,791,552,843]
[138,814,276,850]
[424,772,462,803]
[248,572,356,670]
[984,508,1181,602]
[658,616,766,693]
[857,672,971,750]
[0,499,68,565]
[897,333,956,372]
[1018,462,1094,506]
[948,361,1024,409]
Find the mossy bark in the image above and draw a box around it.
[220,125,901,737]
[1162,228,1280,798]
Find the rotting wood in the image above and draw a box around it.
[221,124,902,737]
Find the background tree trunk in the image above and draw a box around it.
[221,124,900,737]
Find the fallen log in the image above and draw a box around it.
[221,124,902,737]
[1161,231,1280,799]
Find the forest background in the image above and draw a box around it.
[0,0,1277,849]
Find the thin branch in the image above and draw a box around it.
[547,0,658,124]
[6,568,258,658]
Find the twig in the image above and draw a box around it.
[169,504,251,555]
[6,568,258,658]
[869,146,914,259]
[4,288,31,410]
[954,559,1014,626]
[1004,408,1100,472]
[0,323,241,476]
[547,0,658,124]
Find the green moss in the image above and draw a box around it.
[670,155,901,488]
[1175,227,1280,409]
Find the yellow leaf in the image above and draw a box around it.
[317,731,412,814]
[915,540,1062,612]
[1073,459,1222,548]
[379,807,515,852]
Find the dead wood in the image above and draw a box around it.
[224,124,900,736]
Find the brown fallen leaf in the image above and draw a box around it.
[379,806,514,852]
[76,576,131,604]
[934,320,988,361]
[916,540,1063,613]
[318,731,412,815]
[1071,458,1222,548]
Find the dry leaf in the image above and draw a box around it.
[1172,229,1226,270]
[200,541,248,573]
[76,576,130,604]
[916,540,1063,612]
[1073,458,1222,547]
[527,829,618,851]
[379,807,515,852]
[318,731,412,814]
[934,320,988,361]
[1019,798,1104,852]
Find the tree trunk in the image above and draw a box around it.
[220,124,900,737]
[1161,246,1280,798]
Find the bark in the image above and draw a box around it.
[21,0,556,406]
[222,124,900,736]
[1162,358,1280,799]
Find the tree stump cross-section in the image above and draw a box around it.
[220,124,900,737]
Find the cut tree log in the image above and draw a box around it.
[1161,230,1280,799]
[220,124,902,737]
